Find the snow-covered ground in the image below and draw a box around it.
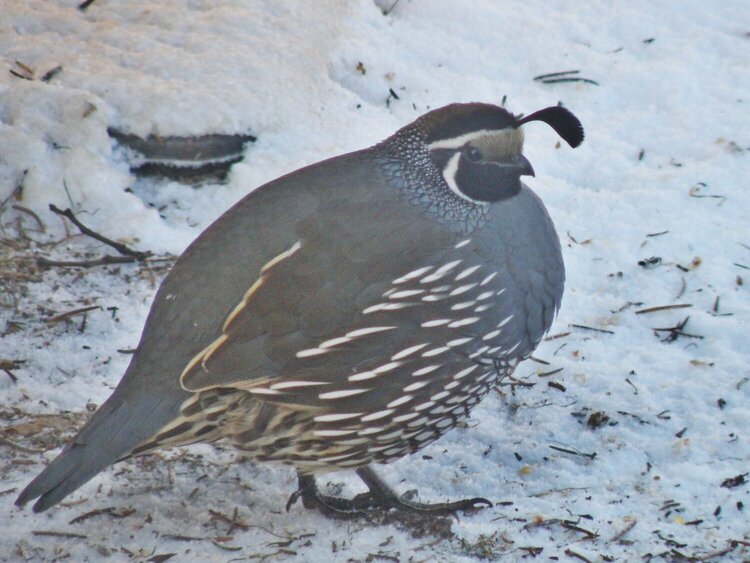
[1,0,749,560]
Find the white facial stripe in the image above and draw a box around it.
[440,152,495,206]
[426,129,499,150]
[442,152,479,204]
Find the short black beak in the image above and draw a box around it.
[497,154,535,177]
[515,154,535,177]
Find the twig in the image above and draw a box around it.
[11,205,46,232]
[37,255,166,269]
[544,331,570,341]
[522,518,597,543]
[533,70,582,81]
[635,304,692,315]
[160,534,205,542]
[533,70,598,86]
[14,61,34,75]
[696,540,750,561]
[689,192,726,204]
[560,520,598,540]
[0,359,24,383]
[9,69,32,81]
[571,324,614,335]
[610,519,637,542]
[45,305,101,325]
[566,231,592,245]
[611,301,639,313]
[625,378,638,395]
[0,435,45,454]
[495,367,535,390]
[529,356,550,365]
[41,65,63,82]
[543,77,600,85]
[78,0,97,10]
[564,549,593,562]
[208,508,250,532]
[674,277,687,300]
[32,530,88,539]
[548,381,566,392]
[386,88,400,108]
[549,444,596,460]
[211,539,243,552]
[0,171,27,209]
[529,486,588,498]
[532,69,600,86]
[69,506,135,525]
[48,204,152,259]
[653,316,704,342]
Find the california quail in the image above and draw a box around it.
[17,102,583,515]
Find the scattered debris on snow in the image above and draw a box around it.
[1,0,748,560]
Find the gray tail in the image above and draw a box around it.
[15,392,178,512]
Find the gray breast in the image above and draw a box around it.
[288,185,564,466]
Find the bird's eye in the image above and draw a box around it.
[465,146,483,162]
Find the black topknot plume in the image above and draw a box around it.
[515,106,585,148]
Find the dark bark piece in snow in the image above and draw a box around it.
[129,158,246,184]
[108,128,256,184]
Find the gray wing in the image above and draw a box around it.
[173,195,464,409]
[18,149,442,511]
[136,150,463,408]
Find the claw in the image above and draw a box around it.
[285,489,303,512]
[454,496,493,510]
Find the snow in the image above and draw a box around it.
[1,0,749,560]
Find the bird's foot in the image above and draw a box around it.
[355,466,492,516]
[286,467,491,526]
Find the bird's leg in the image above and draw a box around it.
[355,466,493,515]
[286,471,372,518]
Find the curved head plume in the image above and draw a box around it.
[514,105,585,148]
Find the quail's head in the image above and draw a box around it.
[387,102,583,203]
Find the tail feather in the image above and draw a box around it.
[16,392,178,512]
